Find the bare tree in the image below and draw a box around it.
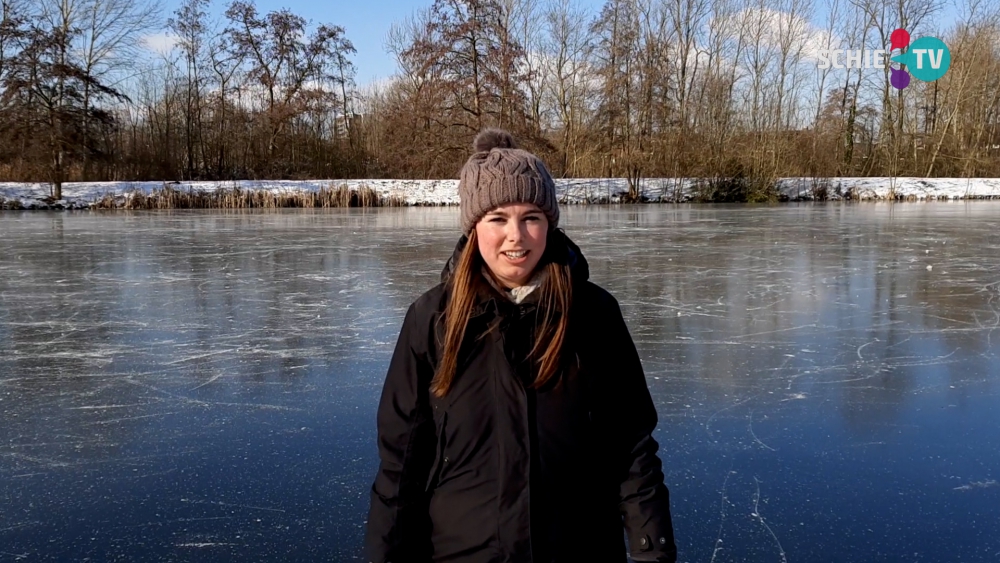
[921,0,1000,176]
[543,0,594,175]
[377,10,438,175]
[500,0,546,135]
[0,0,27,85]
[168,0,208,179]
[224,0,355,175]
[772,0,812,130]
[2,21,127,197]
[0,0,29,172]
[69,0,160,178]
[807,0,841,176]
[667,0,711,130]
[592,0,643,195]
[698,0,749,173]
[206,32,237,177]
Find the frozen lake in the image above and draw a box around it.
[1,204,999,562]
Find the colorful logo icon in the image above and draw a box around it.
[888,28,951,89]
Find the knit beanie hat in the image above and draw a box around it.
[458,128,559,234]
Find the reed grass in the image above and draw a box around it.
[92,183,406,210]
[5,182,1000,211]
[0,196,24,210]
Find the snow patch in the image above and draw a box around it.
[2,177,1000,210]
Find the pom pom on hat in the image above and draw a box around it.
[473,128,518,152]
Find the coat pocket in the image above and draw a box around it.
[424,410,448,492]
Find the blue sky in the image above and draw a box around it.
[152,0,608,87]
[151,0,960,88]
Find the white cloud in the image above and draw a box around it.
[357,75,400,97]
[142,33,178,56]
[799,28,845,63]
[716,7,839,64]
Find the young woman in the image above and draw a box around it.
[366,129,676,563]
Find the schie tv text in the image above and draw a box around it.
[815,49,947,70]
[816,50,888,69]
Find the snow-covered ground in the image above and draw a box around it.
[2,177,999,209]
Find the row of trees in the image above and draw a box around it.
[1,0,999,200]
[0,0,357,197]
[368,0,1000,198]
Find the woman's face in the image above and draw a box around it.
[475,203,548,288]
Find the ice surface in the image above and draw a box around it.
[1,204,999,561]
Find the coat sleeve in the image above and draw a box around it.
[601,295,677,563]
[365,302,436,563]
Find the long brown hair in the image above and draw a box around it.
[430,229,573,398]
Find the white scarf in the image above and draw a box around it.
[482,267,548,304]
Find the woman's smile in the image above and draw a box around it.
[502,249,529,262]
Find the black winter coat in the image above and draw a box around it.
[366,230,676,563]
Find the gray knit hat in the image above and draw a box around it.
[458,128,559,234]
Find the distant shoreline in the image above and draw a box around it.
[2,177,1000,210]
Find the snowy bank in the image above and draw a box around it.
[2,177,1000,210]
